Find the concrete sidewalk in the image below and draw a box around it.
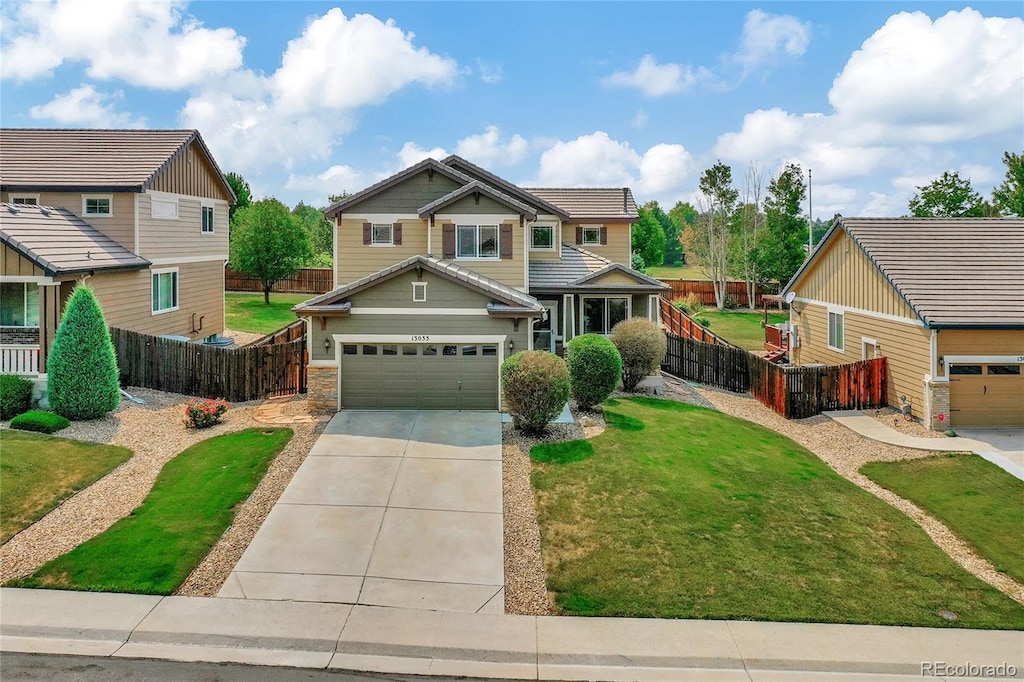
[2,588,1022,681]
[826,411,1024,481]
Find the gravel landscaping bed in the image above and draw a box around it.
[869,406,946,438]
[222,327,265,346]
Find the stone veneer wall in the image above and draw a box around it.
[307,366,338,412]
[0,327,40,344]
[924,380,950,431]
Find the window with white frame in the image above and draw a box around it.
[412,282,427,302]
[456,224,499,259]
[201,205,215,233]
[151,197,178,219]
[0,282,39,327]
[828,310,845,351]
[10,195,38,206]
[371,223,393,245]
[83,195,112,216]
[531,225,554,249]
[582,226,602,245]
[582,297,629,334]
[151,270,179,314]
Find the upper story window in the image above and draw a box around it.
[83,195,112,217]
[372,223,393,245]
[201,205,215,233]
[531,225,554,250]
[10,195,38,206]
[457,224,499,259]
[151,197,178,219]
[152,269,179,314]
[828,310,844,352]
[412,282,427,302]
[582,226,602,246]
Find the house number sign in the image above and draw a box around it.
[411,335,430,342]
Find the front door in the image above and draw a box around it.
[533,302,557,352]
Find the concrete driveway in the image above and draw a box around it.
[219,411,504,614]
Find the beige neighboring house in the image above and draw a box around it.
[783,216,1024,429]
[0,128,234,387]
[295,155,668,411]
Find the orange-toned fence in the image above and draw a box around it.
[658,297,731,346]
[225,267,333,295]
[659,279,778,308]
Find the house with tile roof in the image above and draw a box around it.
[782,215,1024,429]
[294,155,667,411]
[0,128,235,381]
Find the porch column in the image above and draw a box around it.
[562,294,575,341]
[38,283,61,374]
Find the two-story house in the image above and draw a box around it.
[294,155,668,411]
[0,128,234,386]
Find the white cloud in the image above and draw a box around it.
[733,9,811,71]
[397,142,448,168]
[28,84,146,128]
[630,109,649,130]
[1,0,245,89]
[285,164,377,199]
[638,144,694,195]
[476,59,503,84]
[454,126,528,167]
[601,55,711,97]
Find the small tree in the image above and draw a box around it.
[230,199,311,304]
[610,318,667,392]
[47,284,120,420]
[500,351,570,435]
[566,334,622,410]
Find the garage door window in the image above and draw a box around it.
[402,345,418,356]
[362,345,378,355]
[482,345,498,356]
[423,345,437,356]
[949,365,982,375]
[383,345,398,356]
[343,344,357,355]
[988,365,1021,375]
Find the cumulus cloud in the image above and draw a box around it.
[601,54,710,96]
[397,142,448,167]
[733,9,811,72]
[285,163,380,199]
[29,84,146,128]
[1,0,244,89]
[454,126,528,167]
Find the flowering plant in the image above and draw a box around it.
[184,398,230,428]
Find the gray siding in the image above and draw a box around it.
[443,194,514,215]
[347,171,462,214]
[347,271,490,310]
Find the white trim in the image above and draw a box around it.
[942,354,1024,365]
[529,223,556,251]
[145,189,229,205]
[200,203,216,234]
[454,223,500,260]
[370,222,394,246]
[580,295,631,335]
[148,255,228,265]
[309,359,337,368]
[133,193,140,254]
[581,226,602,246]
[861,335,878,360]
[349,307,488,316]
[523,219,530,289]
[563,294,575,340]
[150,267,179,315]
[82,194,112,217]
[648,294,660,323]
[332,217,339,289]
[534,301,557,352]
[793,296,925,328]
[411,282,427,303]
[8,194,39,205]
[827,307,845,354]
[0,276,54,284]
[930,329,940,378]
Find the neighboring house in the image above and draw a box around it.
[0,128,234,384]
[295,155,668,411]
[783,216,1024,429]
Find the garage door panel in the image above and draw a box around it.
[949,364,1024,427]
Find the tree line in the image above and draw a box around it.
[908,152,1023,218]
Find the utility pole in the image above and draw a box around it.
[807,168,813,251]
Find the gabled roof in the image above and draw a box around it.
[785,216,1024,329]
[418,180,537,219]
[0,128,234,200]
[294,254,544,314]
[324,158,475,219]
[521,187,638,221]
[440,155,570,219]
[0,203,150,277]
[529,243,668,292]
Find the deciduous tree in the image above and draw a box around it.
[731,163,765,309]
[687,162,737,308]
[753,163,808,287]
[632,206,666,269]
[992,151,1024,217]
[642,201,683,266]
[230,199,311,304]
[293,202,333,261]
[908,170,985,217]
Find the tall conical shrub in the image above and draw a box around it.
[47,284,120,420]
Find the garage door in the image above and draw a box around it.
[339,342,499,410]
[949,363,1024,427]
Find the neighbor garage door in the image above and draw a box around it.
[949,363,1024,427]
[339,342,499,410]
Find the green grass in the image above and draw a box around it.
[9,428,292,594]
[0,431,133,543]
[225,292,310,335]
[688,309,788,350]
[530,397,1024,628]
[645,263,705,279]
[862,454,1024,584]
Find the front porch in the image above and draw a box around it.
[0,281,62,378]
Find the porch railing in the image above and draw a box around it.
[1,345,40,375]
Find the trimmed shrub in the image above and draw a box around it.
[0,374,34,420]
[47,284,121,420]
[566,334,622,410]
[10,410,70,434]
[500,351,570,435]
[610,318,668,392]
[184,398,230,429]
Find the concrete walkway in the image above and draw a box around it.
[826,411,1024,481]
[219,410,504,613]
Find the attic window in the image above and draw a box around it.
[412,282,427,302]
[10,195,38,206]
[83,195,112,216]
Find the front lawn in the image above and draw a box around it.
[862,454,1024,584]
[698,310,788,350]
[225,292,310,335]
[0,431,133,543]
[530,398,1024,628]
[9,428,292,594]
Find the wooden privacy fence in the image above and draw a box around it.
[251,319,306,347]
[661,333,888,419]
[110,326,307,402]
[659,279,779,308]
[658,297,730,346]
[225,267,333,295]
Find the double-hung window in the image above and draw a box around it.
[531,225,554,250]
[582,297,629,334]
[152,269,179,314]
[457,224,499,259]
[371,223,393,245]
[582,226,602,246]
[201,205,215,233]
[828,309,845,351]
[83,195,112,216]
[0,283,39,327]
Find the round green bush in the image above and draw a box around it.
[500,350,570,435]
[9,410,70,434]
[0,374,34,420]
[566,334,622,410]
[47,284,121,420]
[610,318,668,392]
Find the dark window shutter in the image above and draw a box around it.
[576,225,583,244]
[393,223,402,245]
[442,223,456,259]
[500,223,513,260]
[362,222,371,245]
[600,226,608,245]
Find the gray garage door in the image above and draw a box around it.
[340,342,499,410]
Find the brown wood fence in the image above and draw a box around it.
[110,326,307,402]
[659,297,730,346]
[659,279,779,308]
[661,333,888,418]
[225,267,333,294]
[251,319,306,347]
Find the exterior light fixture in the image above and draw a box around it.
[324,338,331,352]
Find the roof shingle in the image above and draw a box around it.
[522,188,638,221]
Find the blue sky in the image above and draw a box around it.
[2,1,1021,217]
